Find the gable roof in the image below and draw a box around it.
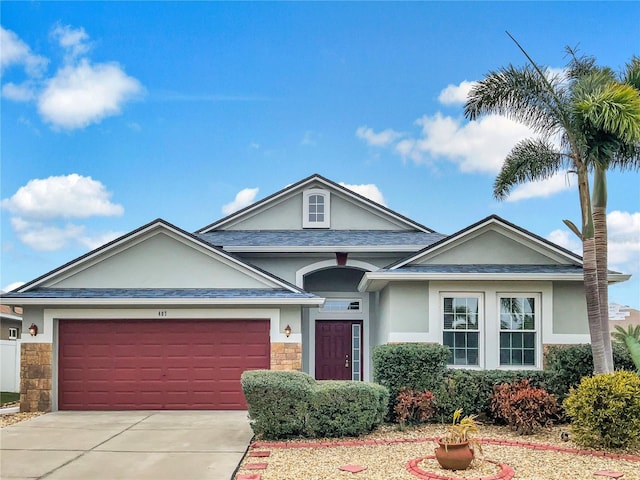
[387,214,583,269]
[8,218,312,298]
[357,215,631,292]
[196,173,435,233]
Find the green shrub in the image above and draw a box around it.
[490,380,561,434]
[306,381,389,437]
[241,370,315,439]
[545,344,635,400]
[434,369,548,422]
[242,370,389,439]
[372,343,449,417]
[394,388,435,427]
[563,370,640,449]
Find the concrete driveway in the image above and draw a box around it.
[0,411,253,480]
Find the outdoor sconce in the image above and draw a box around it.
[29,323,38,336]
[284,324,292,338]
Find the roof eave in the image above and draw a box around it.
[221,245,428,253]
[358,272,631,292]
[0,297,326,307]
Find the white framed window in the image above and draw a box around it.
[319,299,361,313]
[442,294,482,367]
[303,189,330,228]
[8,327,18,340]
[498,295,539,367]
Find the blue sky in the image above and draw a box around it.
[1,2,639,308]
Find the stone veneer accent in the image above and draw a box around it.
[20,343,52,413]
[270,342,302,371]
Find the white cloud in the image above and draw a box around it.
[505,171,575,202]
[438,80,476,105]
[51,24,90,62]
[547,228,582,255]
[77,230,124,250]
[396,113,535,174]
[0,26,48,77]
[339,183,387,206]
[38,59,143,130]
[2,281,25,293]
[607,211,640,273]
[1,174,124,220]
[1,81,35,101]
[11,217,86,251]
[547,210,640,275]
[222,188,259,215]
[356,126,402,147]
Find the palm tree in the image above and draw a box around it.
[570,55,640,370]
[464,39,640,373]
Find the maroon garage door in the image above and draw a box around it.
[58,319,270,410]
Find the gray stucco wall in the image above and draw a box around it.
[377,282,429,338]
[50,233,269,289]
[552,282,589,334]
[422,230,561,265]
[224,187,412,231]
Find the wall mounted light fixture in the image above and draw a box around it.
[284,324,292,337]
[29,323,38,336]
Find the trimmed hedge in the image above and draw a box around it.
[241,370,315,439]
[372,343,449,418]
[435,369,548,422]
[241,370,389,439]
[306,381,389,437]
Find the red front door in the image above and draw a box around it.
[315,320,362,380]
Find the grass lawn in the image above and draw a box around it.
[0,391,20,406]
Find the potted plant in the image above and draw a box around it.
[435,408,482,470]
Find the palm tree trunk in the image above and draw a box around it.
[593,167,614,372]
[577,163,608,374]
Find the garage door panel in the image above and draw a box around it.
[59,319,270,410]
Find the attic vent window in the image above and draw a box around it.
[303,189,330,228]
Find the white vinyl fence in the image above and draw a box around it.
[0,339,20,392]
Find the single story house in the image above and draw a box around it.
[1,174,630,412]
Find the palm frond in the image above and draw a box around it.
[493,138,565,200]
[577,83,640,143]
[465,65,565,135]
[623,56,640,91]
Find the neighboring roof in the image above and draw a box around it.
[1,288,323,306]
[196,173,435,234]
[8,218,310,296]
[0,304,22,320]
[609,304,640,331]
[388,214,584,269]
[197,230,446,252]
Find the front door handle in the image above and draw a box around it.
[345,354,350,368]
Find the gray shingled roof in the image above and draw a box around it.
[388,264,587,274]
[1,288,319,300]
[197,230,446,248]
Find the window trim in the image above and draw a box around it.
[303,189,330,228]
[497,293,541,369]
[440,292,484,369]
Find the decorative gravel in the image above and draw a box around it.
[236,424,640,480]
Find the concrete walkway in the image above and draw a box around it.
[0,411,253,480]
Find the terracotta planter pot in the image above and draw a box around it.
[434,439,474,470]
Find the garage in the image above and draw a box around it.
[58,319,270,410]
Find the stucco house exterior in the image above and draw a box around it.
[1,174,630,412]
